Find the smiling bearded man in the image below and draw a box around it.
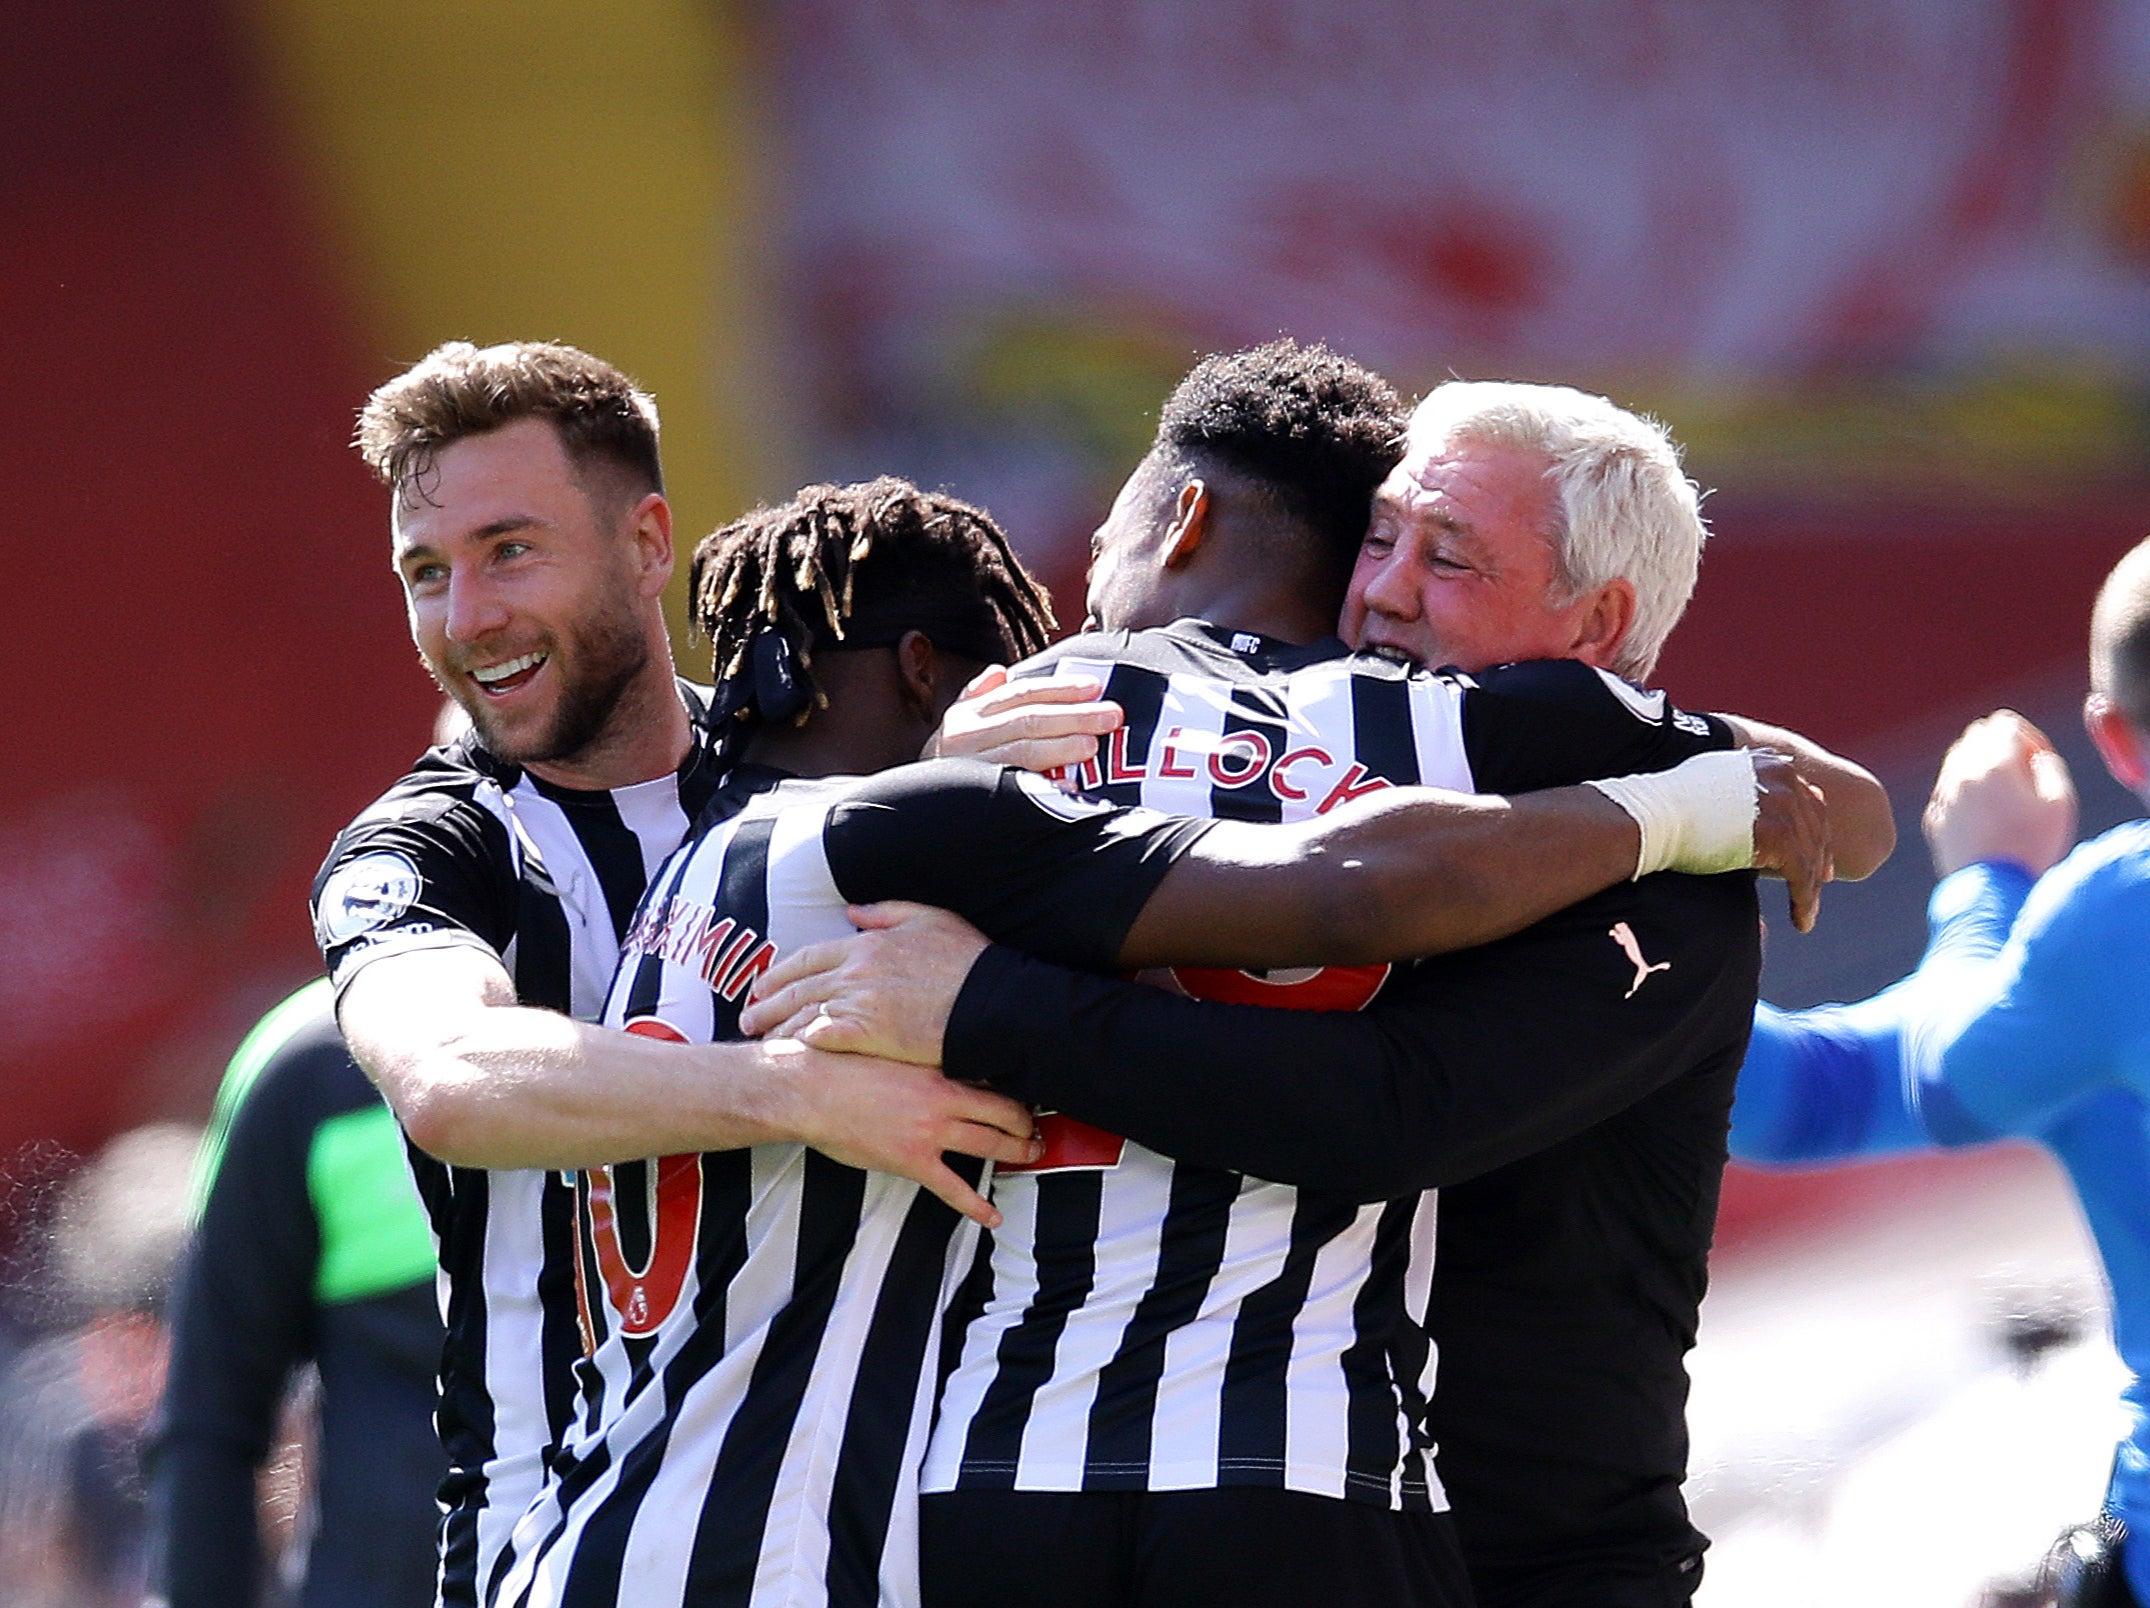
[385,402,674,777]
[318,342,1044,1605]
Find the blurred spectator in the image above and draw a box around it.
[0,1124,196,1606]
[1733,533,2150,1606]
[147,980,443,1608]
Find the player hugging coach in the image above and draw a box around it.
[489,476,1820,1608]
[736,347,1893,1608]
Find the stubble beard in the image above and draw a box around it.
[444,601,652,772]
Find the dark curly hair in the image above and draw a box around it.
[1151,338,1405,573]
[690,476,1056,729]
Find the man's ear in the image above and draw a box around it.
[1160,480,1210,572]
[2085,691,2150,794]
[894,629,942,718]
[898,631,987,731]
[1570,577,1637,671]
[628,492,675,599]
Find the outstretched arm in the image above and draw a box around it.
[338,947,1037,1223]
[744,748,1824,1054]
[1734,709,2076,1164]
[930,662,1892,889]
[1734,1001,1929,1163]
[1123,748,1828,965]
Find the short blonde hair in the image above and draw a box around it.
[1405,381,1706,681]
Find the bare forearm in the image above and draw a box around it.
[379,1007,799,1169]
[337,950,799,1168]
[338,947,1038,1223]
[1120,784,1640,969]
[1721,715,1894,878]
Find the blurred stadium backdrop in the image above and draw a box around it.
[3,4,2150,1588]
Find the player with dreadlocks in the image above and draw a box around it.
[691,475,1054,761]
[492,471,1818,1608]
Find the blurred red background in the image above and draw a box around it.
[2,0,2146,1258]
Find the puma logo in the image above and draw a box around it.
[1609,921,1671,998]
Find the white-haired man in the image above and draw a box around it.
[1345,381,1767,1607]
[1346,380,1706,688]
[751,366,1891,1608]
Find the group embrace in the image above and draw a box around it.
[311,337,1888,1608]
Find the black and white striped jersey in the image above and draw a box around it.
[493,760,1210,1608]
[924,620,1726,1512]
[310,685,722,1608]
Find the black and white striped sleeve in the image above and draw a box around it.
[311,792,516,996]
[822,758,1214,972]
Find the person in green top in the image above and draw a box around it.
[147,979,445,1608]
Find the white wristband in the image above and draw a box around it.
[1585,750,1761,879]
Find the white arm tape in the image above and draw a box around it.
[1584,749,1761,879]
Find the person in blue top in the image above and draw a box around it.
[1731,533,2150,1607]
